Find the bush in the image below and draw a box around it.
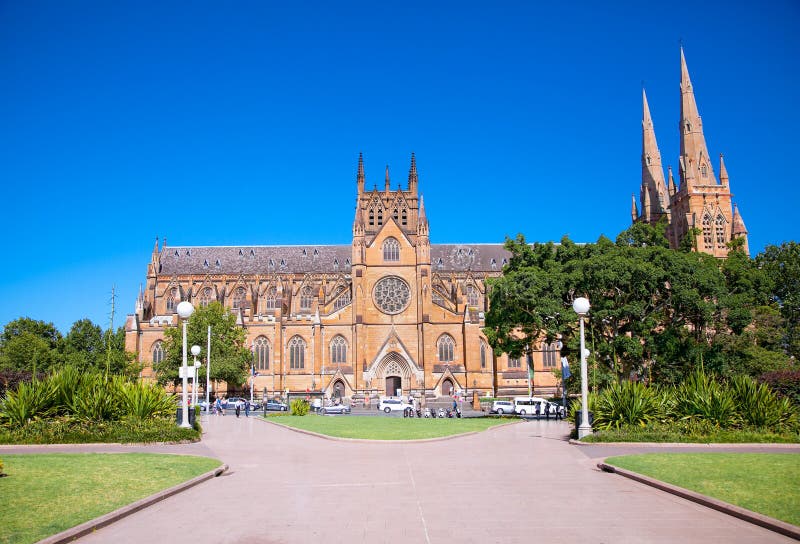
[0,417,200,444]
[592,381,669,429]
[729,375,799,431]
[0,379,56,426]
[759,370,800,406]
[672,370,738,427]
[290,399,309,416]
[0,457,4,476]
[117,379,176,420]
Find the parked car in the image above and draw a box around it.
[320,403,351,415]
[490,400,514,415]
[224,397,261,411]
[378,397,412,413]
[263,400,289,412]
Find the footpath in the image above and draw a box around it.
[4,414,798,543]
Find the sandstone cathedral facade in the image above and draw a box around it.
[125,48,749,400]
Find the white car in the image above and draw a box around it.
[378,397,412,413]
[490,400,514,415]
[320,404,351,415]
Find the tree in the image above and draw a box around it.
[154,302,250,388]
[757,242,800,360]
[64,319,105,371]
[0,317,63,372]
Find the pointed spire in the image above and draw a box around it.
[417,194,429,236]
[356,152,365,194]
[719,153,729,185]
[631,194,638,222]
[419,194,427,221]
[667,165,676,197]
[408,152,418,193]
[679,46,717,188]
[353,197,365,233]
[732,204,747,235]
[641,88,668,223]
[152,237,159,256]
[384,165,391,192]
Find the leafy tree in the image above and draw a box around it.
[154,302,250,388]
[64,319,105,371]
[0,318,63,372]
[757,242,800,359]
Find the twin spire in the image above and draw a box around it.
[355,152,419,195]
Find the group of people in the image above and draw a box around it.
[212,397,251,418]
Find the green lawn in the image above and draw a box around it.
[0,453,222,544]
[265,414,512,439]
[605,453,800,526]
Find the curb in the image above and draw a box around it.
[569,439,800,448]
[598,462,800,541]
[258,416,520,444]
[0,439,201,451]
[36,463,228,544]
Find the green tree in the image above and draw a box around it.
[757,242,800,359]
[154,302,250,388]
[0,318,63,372]
[64,319,105,371]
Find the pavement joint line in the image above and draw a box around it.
[598,461,800,541]
[35,463,228,544]
[256,415,520,443]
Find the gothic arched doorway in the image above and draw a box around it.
[332,380,345,399]
[385,376,402,397]
[442,378,454,397]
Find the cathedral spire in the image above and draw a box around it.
[719,153,729,185]
[679,47,717,189]
[631,194,638,222]
[732,204,750,255]
[667,165,676,198]
[641,88,668,223]
[408,152,418,194]
[384,165,391,192]
[356,152,365,194]
[352,197,365,236]
[417,194,429,236]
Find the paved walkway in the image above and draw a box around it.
[6,415,797,543]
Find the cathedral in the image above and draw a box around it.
[125,48,749,401]
[633,48,749,256]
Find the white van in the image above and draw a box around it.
[513,396,549,416]
[378,397,412,413]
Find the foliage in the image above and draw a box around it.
[0,457,3,476]
[729,374,798,429]
[290,398,310,416]
[0,453,220,543]
[155,302,250,387]
[591,381,668,429]
[0,379,56,427]
[0,369,43,396]
[0,416,199,444]
[582,420,800,443]
[758,370,800,405]
[757,241,800,359]
[68,373,120,422]
[672,370,737,427]
[605,453,800,526]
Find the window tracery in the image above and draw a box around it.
[437,334,455,362]
[330,335,347,364]
[382,237,400,261]
[253,336,270,370]
[152,341,165,364]
[289,336,305,369]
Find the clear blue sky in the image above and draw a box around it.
[1,1,798,335]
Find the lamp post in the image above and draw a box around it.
[176,301,195,428]
[206,325,212,413]
[573,297,592,439]
[191,344,201,407]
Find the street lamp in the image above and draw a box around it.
[191,344,201,408]
[572,297,592,439]
[176,301,195,428]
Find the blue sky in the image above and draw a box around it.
[1,1,798,335]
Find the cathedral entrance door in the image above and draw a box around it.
[385,376,401,397]
[442,378,454,397]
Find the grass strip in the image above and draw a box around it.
[605,453,800,526]
[265,414,511,439]
[0,453,221,544]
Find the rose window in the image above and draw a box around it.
[373,276,411,314]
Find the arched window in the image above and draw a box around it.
[542,342,559,368]
[700,163,708,178]
[152,341,165,364]
[465,284,478,307]
[333,287,351,310]
[300,286,314,311]
[265,287,277,310]
[199,287,213,308]
[289,336,305,369]
[508,357,521,368]
[377,209,383,226]
[330,335,347,364]
[702,214,713,249]
[437,334,455,362]
[369,210,375,226]
[480,340,488,369]
[715,214,726,247]
[166,288,178,312]
[232,287,247,309]
[253,336,270,370]
[382,237,400,261]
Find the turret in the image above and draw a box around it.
[631,194,638,223]
[719,154,729,186]
[679,47,717,188]
[356,152,365,194]
[384,165,391,193]
[408,152,418,195]
[732,204,750,256]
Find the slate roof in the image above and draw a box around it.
[158,243,510,275]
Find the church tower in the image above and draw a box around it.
[634,47,749,257]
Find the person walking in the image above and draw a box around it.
[235,403,241,418]
[244,400,250,418]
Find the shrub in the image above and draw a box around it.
[672,370,738,427]
[48,365,84,415]
[290,399,309,416]
[759,370,800,406]
[592,381,669,429]
[0,417,200,444]
[729,374,799,430]
[0,379,56,426]
[0,457,4,476]
[69,374,120,422]
[117,380,176,420]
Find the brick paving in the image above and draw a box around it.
[8,414,796,543]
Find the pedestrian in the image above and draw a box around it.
[452,397,457,411]
[545,402,550,420]
[244,400,250,417]
[235,403,241,418]
[214,397,222,416]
